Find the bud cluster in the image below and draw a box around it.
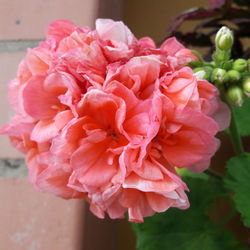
[192,59,250,107]
[190,26,250,107]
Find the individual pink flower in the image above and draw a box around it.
[158,107,220,172]
[160,67,201,110]
[22,72,80,142]
[55,26,108,86]
[17,44,53,84]
[197,79,231,130]
[0,116,35,154]
[27,148,85,199]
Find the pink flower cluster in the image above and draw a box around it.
[0,19,230,222]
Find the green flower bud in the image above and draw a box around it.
[193,67,213,80]
[248,59,250,72]
[233,59,248,72]
[215,26,234,51]
[226,70,241,83]
[211,68,228,84]
[222,60,233,70]
[212,49,230,62]
[193,68,206,80]
[193,67,203,73]
[242,77,250,98]
[227,86,244,107]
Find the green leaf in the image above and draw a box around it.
[233,98,250,136]
[132,178,244,250]
[224,153,250,228]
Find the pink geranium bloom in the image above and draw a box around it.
[0,18,231,223]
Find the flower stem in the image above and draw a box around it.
[205,169,223,181]
[228,103,244,155]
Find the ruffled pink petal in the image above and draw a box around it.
[211,101,231,131]
[31,110,73,143]
[113,55,162,95]
[138,37,156,49]
[8,79,26,115]
[17,59,32,83]
[23,75,63,120]
[188,137,220,173]
[90,202,105,219]
[70,139,117,189]
[160,67,200,110]
[120,189,154,223]
[26,47,52,75]
[96,19,135,46]
[162,108,219,168]
[0,116,36,153]
[160,37,185,56]
[36,166,84,199]
[46,19,76,45]
[123,172,178,193]
[146,192,174,212]
[77,89,126,133]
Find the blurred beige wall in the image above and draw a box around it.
[123,0,208,42]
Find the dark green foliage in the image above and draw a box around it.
[224,153,250,227]
[233,98,250,136]
[132,178,244,250]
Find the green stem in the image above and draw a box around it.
[228,104,244,155]
[205,169,223,181]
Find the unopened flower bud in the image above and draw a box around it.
[223,60,233,71]
[242,77,250,98]
[215,26,234,51]
[226,70,241,83]
[211,68,228,84]
[213,49,230,62]
[194,69,206,80]
[233,59,247,72]
[193,67,212,80]
[227,86,244,107]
